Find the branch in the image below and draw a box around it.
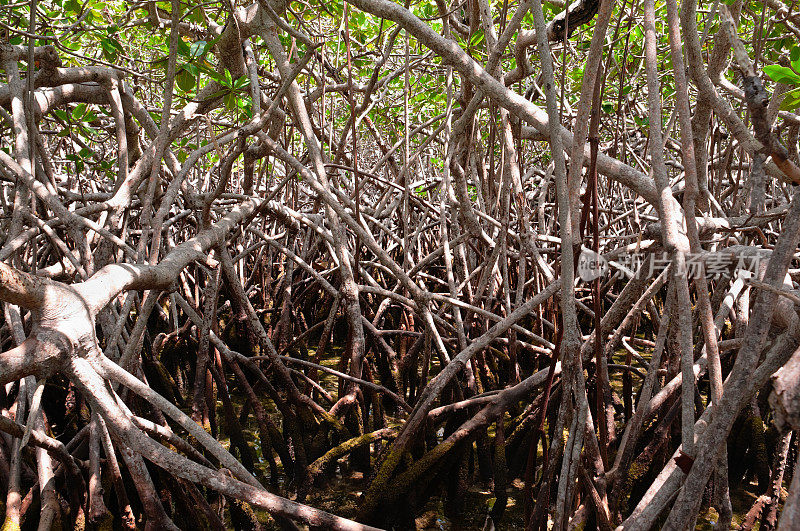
[69,357,381,531]
[0,262,46,310]
[719,5,800,184]
[76,197,261,315]
[345,0,659,206]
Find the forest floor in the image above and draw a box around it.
[205,339,789,530]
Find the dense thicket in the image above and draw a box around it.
[1,0,800,529]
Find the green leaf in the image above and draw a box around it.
[469,29,484,47]
[354,11,366,27]
[232,75,250,89]
[238,98,253,118]
[203,69,228,86]
[189,40,207,58]
[177,38,191,57]
[65,153,84,174]
[71,103,87,121]
[224,92,237,111]
[100,36,123,62]
[176,68,196,92]
[780,87,800,111]
[791,46,800,75]
[763,64,800,85]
